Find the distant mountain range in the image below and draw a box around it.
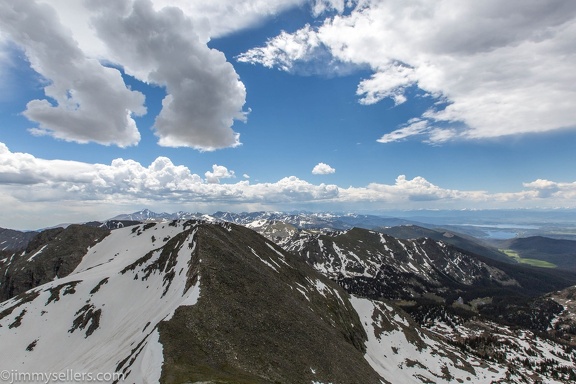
[110,209,576,270]
[110,208,422,229]
[3,208,576,271]
[2,218,576,382]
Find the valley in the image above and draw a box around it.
[500,248,557,268]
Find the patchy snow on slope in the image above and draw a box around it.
[349,296,515,384]
[249,246,280,273]
[26,244,48,262]
[425,316,574,383]
[0,221,202,382]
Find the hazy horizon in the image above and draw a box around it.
[2,1,575,230]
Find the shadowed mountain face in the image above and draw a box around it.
[1,220,575,383]
[0,227,38,252]
[284,227,521,303]
[157,222,381,383]
[0,225,110,302]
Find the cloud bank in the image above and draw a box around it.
[1,143,574,228]
[239,0,576,143]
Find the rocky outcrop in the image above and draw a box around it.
[0,225,110,301]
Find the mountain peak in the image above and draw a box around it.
[0,221,380,383]
[2,218,575,383]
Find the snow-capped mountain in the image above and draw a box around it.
[0,221,422,382]
[110,209,420,231]
[281,226,576,382]
[109,208,208,222]
[1,218,575,383]
[283,227,520,300]
[105,209,514,263]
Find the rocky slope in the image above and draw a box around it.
[284,227,521,302]
[0,227,37,251]
[0,221,377,383]
[378,224,512,263]
[1,220,575,383]
[0,225,110,302]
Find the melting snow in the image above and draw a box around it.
[27,244,48,262]
[249,247,280,273]
[349,296,510,383]
[0,221,203,383]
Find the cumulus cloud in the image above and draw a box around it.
[0,0,146,147]
[0,143,340,206]
[338,175,531,208]
[524,179,576,199]
[152,0,306,39]
[87,0,247,150]
[205,165,235,184]
[0,0,249,150]
[1,143,574,222]
[312,162,336,175]
[240,0,576,143]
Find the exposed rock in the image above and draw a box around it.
[0,225,110,301]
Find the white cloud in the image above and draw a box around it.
[2,143,575,229]
[312,162,336,175]
[152,0,306,39]
[0,0,250,151]
[238,24,321,72]
[87,0,248,151]
[237,23,362,77]
[356,63,416,106]
[523,179,576,199]
[377,119,429,144]
[0,0,146,147]
[240,0,576,143]
[311,0,348,16]
[0,143,340,208]
[205,165,235,184]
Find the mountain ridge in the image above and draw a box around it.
[1,214,576,382]
[0,221,384,383]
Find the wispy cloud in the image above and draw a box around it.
[377,119,429,144]
[240,0,576,143]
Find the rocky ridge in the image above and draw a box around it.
[1,216,576,382]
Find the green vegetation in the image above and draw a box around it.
[500,249,557,268]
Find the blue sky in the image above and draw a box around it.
[1,0,576,229]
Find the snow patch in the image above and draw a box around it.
[27,244,48,262]
[249,247,279,273]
